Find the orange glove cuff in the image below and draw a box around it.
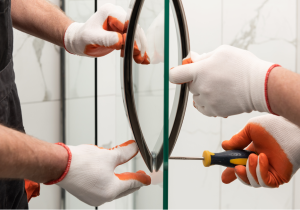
[44,143,72,185]
[25,179,40,202]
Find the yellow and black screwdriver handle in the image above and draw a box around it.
[202,150,256,168]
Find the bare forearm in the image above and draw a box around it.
[0,125,67,183]
[11,0,73,47]
[268,67,300,127]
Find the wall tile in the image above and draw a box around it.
[13,32,61,103]
[66,97,95,146]
[21,101,61,143]
[29,185,61,209]
[223,0,296,72]
[183,0,222,53]
[65,0,94,99]
[97,96,115,148]
[169,94,222,209]
[221,1,296,209]
[65,97,95,209]
[66,193,93,209]
[13,0,61,104]
[97,52,117,96]
[21,101,61,209]
[293,172,300,208]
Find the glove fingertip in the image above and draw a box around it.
[182,58,193,65]
[118,140,136,147]
[169,65,193,84]
[115,172,151,186]
[136,170,146,175]
[221,168,236,184]
[221,140,231,151]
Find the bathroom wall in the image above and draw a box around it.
[170,0,299,209]
[13,0,62,208]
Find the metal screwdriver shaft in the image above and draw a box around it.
[169,157,204,160]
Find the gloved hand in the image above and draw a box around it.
[64,3,149,64]
[169,45,280,117]
[221,115,300,188]
[45,140,151,206]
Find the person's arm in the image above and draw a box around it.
[11,0,72,47]
[169,45,300,127]
[0,124,151,206]
[11,1,150,63]
[0,124,67,183]
[268,67,300,127]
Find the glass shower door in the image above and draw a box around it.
[64,0,189,208]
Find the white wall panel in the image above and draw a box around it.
[65,0,94,99]
[21,101,62,209]
[169,1,222,208]
[221,0,296,209]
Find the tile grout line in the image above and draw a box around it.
[292,0,298,209]
[219,0,224,209]
[21,99,61,105]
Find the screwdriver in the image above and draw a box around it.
[169,150,255,168]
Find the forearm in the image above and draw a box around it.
[11,0,73,47]
[268,67,300,127]
[0,125,67,183]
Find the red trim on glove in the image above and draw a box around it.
[63,27,74,55]
[265,64,281,115]
[44,143,72,185]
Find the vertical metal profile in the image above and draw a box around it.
[60,0,66,208]
[163,0,170,208]
[94,1,98,210]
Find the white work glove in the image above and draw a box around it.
[64,3,149,64]
[45,140,151,206]
[169,45,280,117]
[221,115,300,188]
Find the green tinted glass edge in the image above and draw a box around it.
[163,0,169,209]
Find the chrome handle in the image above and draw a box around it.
[122,0,190,172]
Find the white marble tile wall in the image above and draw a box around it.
[221,0,296,209]
[12,0,63,209]
[170,0,298,209]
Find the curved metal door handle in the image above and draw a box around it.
[122,0,190,172]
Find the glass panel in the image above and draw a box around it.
[120,0,184,208]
